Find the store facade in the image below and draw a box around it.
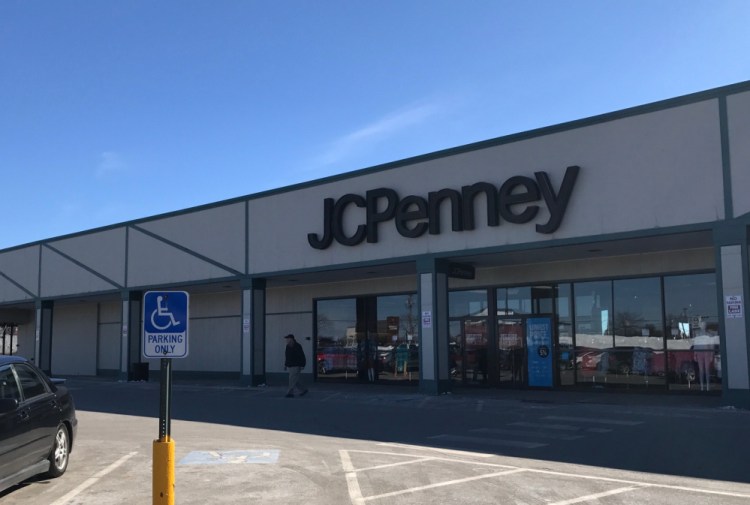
[1,81,749,406]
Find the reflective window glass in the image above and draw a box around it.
[664,273,720,391]
[574,281,613,343]
[316,298,358,378]
[449,290,488,318]
[574,281,613,384]
[0,366,20,401]
[556,284,575,386]
[376,294,419,380]
[14,364,47,400]
[506,287,531,315]
[613,277,663,348]
[449,320,463,383]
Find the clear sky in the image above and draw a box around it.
[1,1,749,250]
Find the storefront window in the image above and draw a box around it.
[664,273,720,391]
[450,290,489,385]
[604,277,665,387]
[375,294,419,381]
[613,277,663,346]
[316,294,419,383]
[505,287,531,314]
[315,299,357,379]
[574,281,613,384]
[557,284,574,386]
[450,290,489,318]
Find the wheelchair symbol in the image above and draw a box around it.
[150,295,181,330]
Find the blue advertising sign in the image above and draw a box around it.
[143,291,189,358]
[526,317,553,387]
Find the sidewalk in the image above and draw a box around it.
[64,374,735,411]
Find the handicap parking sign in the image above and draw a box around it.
[143,291,189,358]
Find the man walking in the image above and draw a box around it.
[283,334,308,398]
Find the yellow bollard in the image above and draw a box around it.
[153,436,175,505]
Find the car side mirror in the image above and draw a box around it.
[0,398,18,413]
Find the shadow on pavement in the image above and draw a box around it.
[67,377,749,485]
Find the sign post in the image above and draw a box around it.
[143,291,189,505]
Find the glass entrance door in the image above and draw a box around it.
[449,318,488,385]
[497,317,525,386]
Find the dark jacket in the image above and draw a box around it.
[285,342,306,368]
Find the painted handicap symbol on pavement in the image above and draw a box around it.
[178,450,280,465]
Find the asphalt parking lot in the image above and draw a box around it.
[3,379,750,504]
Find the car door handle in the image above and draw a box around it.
[17,409,30,421]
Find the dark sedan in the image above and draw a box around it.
[0,355,77,493]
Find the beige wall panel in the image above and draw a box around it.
[41,247,119,297]
[48,228,127,287]
[266,312,312,374]
[98,323,120,370]
[157,316,240,372]
[190,291,241,318]
[267,276,417,314]
[721,245,749,389]
[52,303,97,375]
[249,100,723,273]
[0,246,39,296]
[0,277,34,303]
[450,249,716,289]
[138,203,246,273]
[127,228,236,287]
[99,301,121,324]
[97,301,121,370]
[17,320,36,359]
[727,91,750,217]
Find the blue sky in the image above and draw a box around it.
[1,1,749,250]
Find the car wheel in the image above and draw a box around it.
[46,424,70,478]
[617,363,631,375]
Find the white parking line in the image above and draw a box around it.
[527,468,750,499]
[321,392,341,402]
[544,415,643,426]
[429,434,547,449]
[343,447,750,503]
[364,469,526,502]
[509,421,611,433]
[471,427,583,441]
[340,449,365,505]
[548,485,646,505]
[377,442,494,458]
[49,451,138,505]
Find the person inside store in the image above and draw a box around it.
[692,321,714,391]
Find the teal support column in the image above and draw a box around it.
[417,258,451,395]
[34,300,53,374]
[241,278,266,386]
[714,222,750,409]
[119,291,143,382]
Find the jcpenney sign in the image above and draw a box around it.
[308,165,580,250]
